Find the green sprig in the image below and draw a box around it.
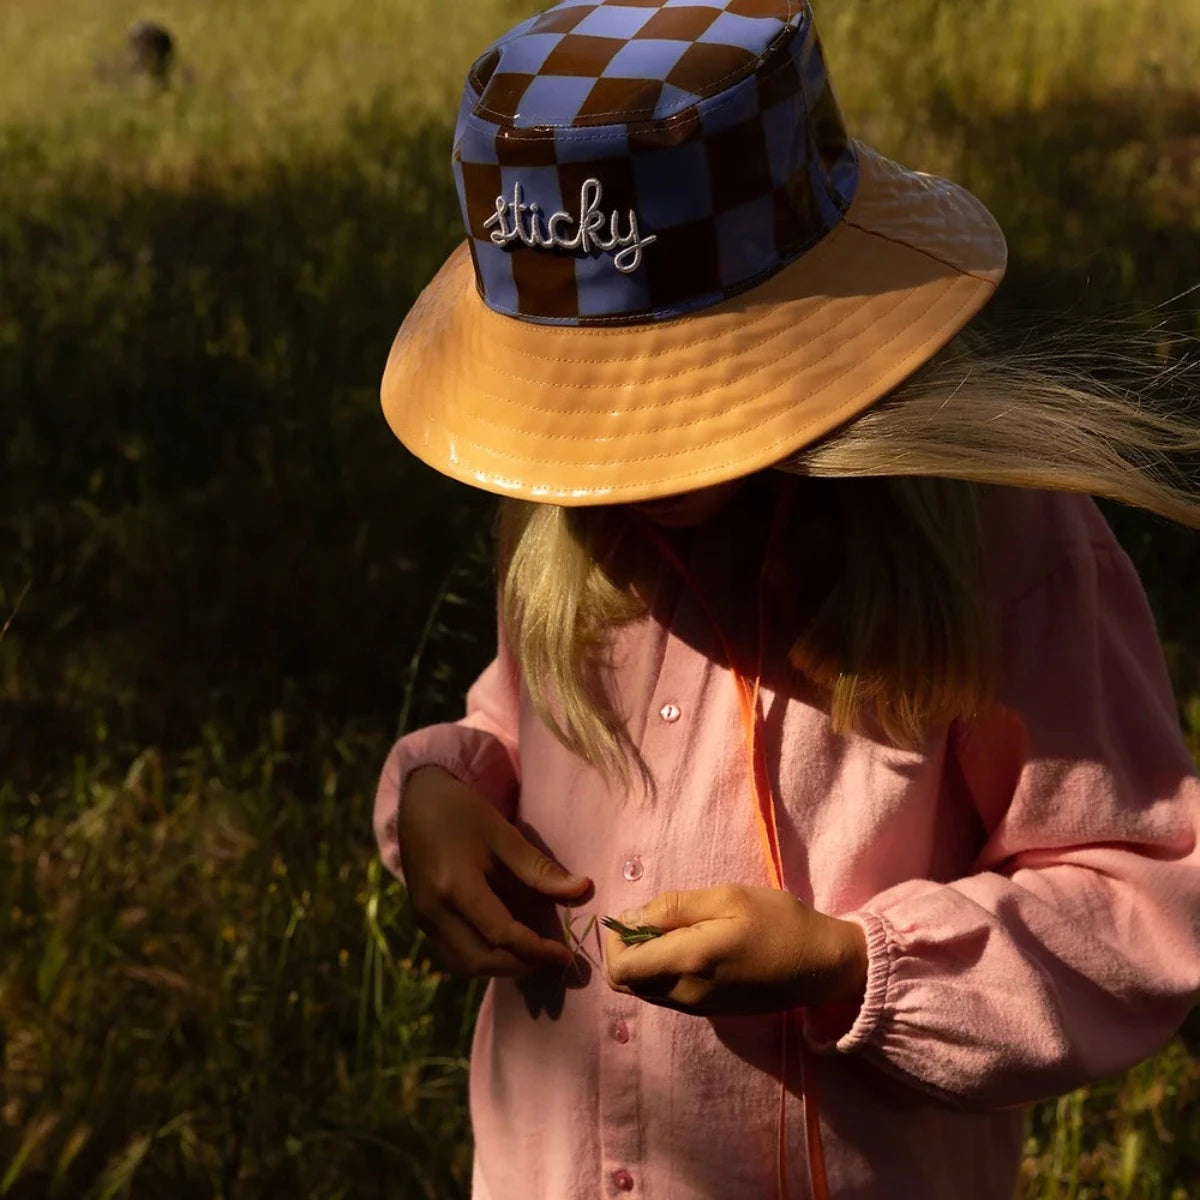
[600,916,665,945]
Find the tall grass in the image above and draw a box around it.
[1,0,1198,1195]
[1,732,471,1198]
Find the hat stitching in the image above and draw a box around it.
[467,49,502,95]
[470,45,802,128]
[466,288,861,390]
[416,275,974,471]
[449,273,967,411]
[469,0,804,124]
[414,276,979,476]
[841,218,1006,285]
[462,41,799,137]
[471,4,803,120]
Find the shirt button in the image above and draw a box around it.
[612,1168,635,1192]
[622,855,644,882]
[610,1018,630,1044]
[659,702,681,722]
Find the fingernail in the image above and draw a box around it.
[619,908,643,925]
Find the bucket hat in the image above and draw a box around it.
[381,0,1007,505]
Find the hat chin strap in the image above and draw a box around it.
[634,475,830,1200]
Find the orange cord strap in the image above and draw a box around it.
[635,478,830,1200]
[638,524,784,891]
[800,1037,830,1200]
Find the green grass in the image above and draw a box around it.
[1,734,474,1198]
[1,0,1198,1195]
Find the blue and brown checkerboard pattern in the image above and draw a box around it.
[452,0,859,324]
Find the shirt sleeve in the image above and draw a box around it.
[806,540,1200,1110]
[373,599,522,882]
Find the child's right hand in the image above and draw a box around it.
[399,766,591,979]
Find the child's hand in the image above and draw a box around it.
[603,885,867,1016]
[400,766,591,979]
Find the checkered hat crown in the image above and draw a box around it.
[453,0,858,326]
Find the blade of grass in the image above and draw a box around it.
[396,562,463,739]
[1,1113,59,1196]
[0,577,31,646]
[600,916,665,945]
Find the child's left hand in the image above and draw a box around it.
[603,885,868,1016]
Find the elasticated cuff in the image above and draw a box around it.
[803,910,893,1054]
[398,753,474,799]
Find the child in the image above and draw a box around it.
[373,1,1200,1196]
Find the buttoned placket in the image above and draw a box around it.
[595,603,697,1200]
[599,836,649,1197]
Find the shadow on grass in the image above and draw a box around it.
[0,79,1198,1200]
[0,108,498,793]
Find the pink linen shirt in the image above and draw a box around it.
[374,483,1200,1200]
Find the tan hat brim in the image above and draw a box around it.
[381,142,1007,505]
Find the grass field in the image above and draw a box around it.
[2,0,1199,1196]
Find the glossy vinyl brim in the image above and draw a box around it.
[380,143,1007,506]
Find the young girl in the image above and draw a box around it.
[373,2,1200,1196]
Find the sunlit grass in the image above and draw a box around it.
[0,0,513,160]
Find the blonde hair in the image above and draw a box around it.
[497,323,1200,782]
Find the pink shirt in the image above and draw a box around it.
[374,484,1200,1200]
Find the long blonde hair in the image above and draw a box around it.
[497,323,1200,783]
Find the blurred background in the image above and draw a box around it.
[1,0,1198,1196]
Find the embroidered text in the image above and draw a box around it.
[483,178,656,274]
